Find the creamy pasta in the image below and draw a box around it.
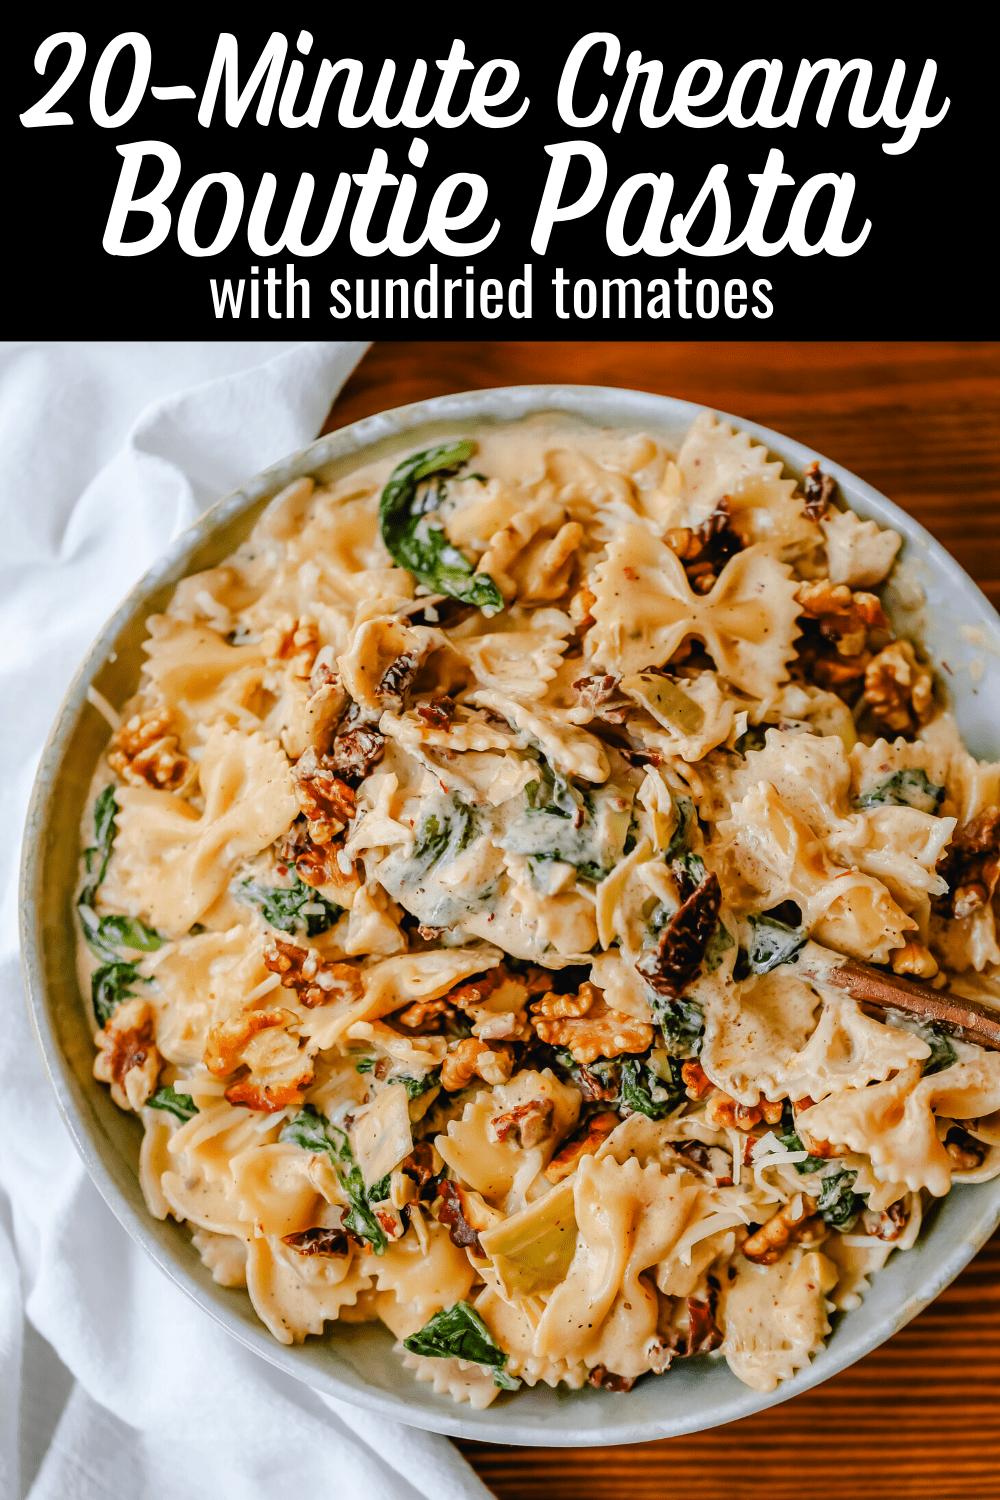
[76,411,1000,1403]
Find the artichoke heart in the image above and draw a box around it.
[621,671,705,733]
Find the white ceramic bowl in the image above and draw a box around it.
[20,385,1000,1445]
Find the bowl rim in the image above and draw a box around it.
[19,381,1000,1447]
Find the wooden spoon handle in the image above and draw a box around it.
[798,947,1000,1051]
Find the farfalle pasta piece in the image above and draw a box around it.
[821,507,902,587]
[397,1348,501,1409]
[532,1154,699,1379]
[372,1221,476,1320]
[246,1235,371,1344]
[139,615,268,737]
[676,411,784,525]
[718,1250,838,1392]
[700,974,930,1107]
[469,689,609,782]
[476,1288,589,1389]
[229,1141,338,1239]
[435,1069,581,1210]
[457,629,569,701]
[797,1052,1000,1197]
[587,528,801,698]
[718,782,916,963]
[102,725,297,938]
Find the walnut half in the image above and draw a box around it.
[108,709,190,792]
[862,639,933,735]
[530,982,653,1064]
[93,996,161,1111]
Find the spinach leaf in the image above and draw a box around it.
[649,994,705,1057]
[619,1055,683,1119]
[403,1301,520,1389]
[279,1105,389,1253]
[733,725,767,757]
[354,1056,376,1075]
[399,1070,440,1100]
[524,761,580,821]
[664,796,696,862]
[775,1102,828,1174]
[674,850,706,887]
[91,960,140,1026]
[237,874,342,937]
[367,1173,392,1203]
[854,768,944,814]
[84,786,119,883]
[78,897,162,965]
[147,1086,199,1121]
[702,922,735,974]
[916,1023,958,1076]
[743,912,807,976]
[379,441,504,611]
[817,1167,862,1230]
[411,799,478,875]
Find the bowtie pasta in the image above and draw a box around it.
[77,411,1000,1403]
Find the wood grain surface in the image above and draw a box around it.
[324,341,1000,1500]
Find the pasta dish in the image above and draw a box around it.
[76,412,1000,1404]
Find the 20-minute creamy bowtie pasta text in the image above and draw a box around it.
[77,412,1000,1404]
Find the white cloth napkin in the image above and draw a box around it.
[0,342,493,1500]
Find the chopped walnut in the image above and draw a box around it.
[93,996,161,1111]
[705,1093,783,1131]
[572,674,632,724]
[570,584,597,626]
[447,968,506,1010]
[862,639,934,734]
[664,499,744,594]
[635,872,721,1000]
[891,939,939,979]
[292,747,356,844]
[945,1126,987,1171]
[861,1201,909,1241]
[681,1060,713,1100]
[263,937,363,1009]
[445,966,531,1041]
[531,983,654,1064]
[936,808,1000,920]
[796,579,888,658]
[488,1099,554,1149]
[108,709,190,792]
[204,1007,296,1075]
[439,1038,515,1091]
[741,1193,820,1265]
[225,1074,311,1112]
[278,822,360,903]
[794,1118,850,1160]
[396,997,456,1031]
[795,636,871,692]
[531,983,599,1020]
[801,460,837,521]
[281,1226,350,1256]
[544,1111,620,1183]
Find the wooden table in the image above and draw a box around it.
[325,341,1000,1500]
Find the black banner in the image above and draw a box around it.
[10,16,991,337]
